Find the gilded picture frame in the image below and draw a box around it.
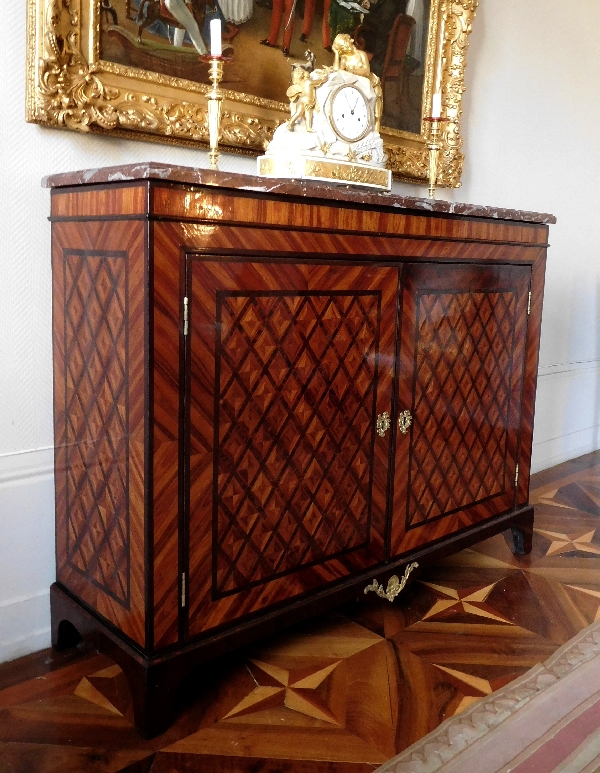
[26,0,477,186]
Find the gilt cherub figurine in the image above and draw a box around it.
[286,63,329,133]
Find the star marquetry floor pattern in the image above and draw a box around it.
[2,451,600,773]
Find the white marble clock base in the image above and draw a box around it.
[257,154,392,191]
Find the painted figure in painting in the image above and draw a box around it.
[354,0,408,76]
[260,0,298,56]
[221,0,253,25]
[101,0,119,25]
[136,0,209,53]
[405,0,427,64]
[217,0,253,39]
[299,0,332,51]
[327,0,368,40]
[351,0,430,132]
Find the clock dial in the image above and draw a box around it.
[330,85,371,143]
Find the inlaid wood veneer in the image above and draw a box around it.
[46,165,553,737]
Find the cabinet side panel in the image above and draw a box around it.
[51,185,147,218]
[53,220,146,648]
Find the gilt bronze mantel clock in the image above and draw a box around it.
[258,34,392,191]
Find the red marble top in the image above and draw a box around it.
[43,163,556,225]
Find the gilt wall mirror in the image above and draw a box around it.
[27,0,477,186]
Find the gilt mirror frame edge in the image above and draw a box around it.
[26,0,478,187]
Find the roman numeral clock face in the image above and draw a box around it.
[329,85,371,143]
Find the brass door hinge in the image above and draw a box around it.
[527,292,531,316]
[515,463,519,488]
[183,296,189,336]
[181,572,186,607]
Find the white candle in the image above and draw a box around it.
[210,18,222,56]
[431,92,442,118]
[435,8,446,94]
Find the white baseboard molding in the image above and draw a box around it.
[0,448,55,664]
[532,423,600,474]
[532,357,600,473]
[0,591,51,663]
[0,446,54,486]
[0,629,52,665]
[537,358,600,380]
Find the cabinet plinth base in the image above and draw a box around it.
[51,504,535,738]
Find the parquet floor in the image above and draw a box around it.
[2,451,600,773]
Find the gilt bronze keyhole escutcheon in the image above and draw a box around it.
[398,410,412,435]
[376,412,391,437]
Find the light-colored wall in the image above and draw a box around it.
[2,0,599,663]
[455,1,600,470]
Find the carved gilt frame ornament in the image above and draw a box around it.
[26,0,477,186]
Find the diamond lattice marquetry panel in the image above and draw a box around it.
[64,253,130,606]
[408,290,516,527]
[214,292,380,596]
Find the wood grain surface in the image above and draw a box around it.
[151,218,183,650]
[52,184,148,218]
[52,219,147,648]
[49,175,549,741]
[516,255,547,506]
[391,263,531,556]
[185,257,397,637]
[150,186,549,247]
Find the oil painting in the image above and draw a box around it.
[27,0,478,185]
[100,0,431,136]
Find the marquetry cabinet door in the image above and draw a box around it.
[391,262,532,556]
[183,256,398,640]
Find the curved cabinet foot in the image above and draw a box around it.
[510,507,534,555]
[52,618,82,651]
[49,583,180,738]
[126,662,179,739]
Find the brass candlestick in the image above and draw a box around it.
[204,56,226,170]
[424,117,446,199]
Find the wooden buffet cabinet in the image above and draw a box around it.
[46,164,554,737]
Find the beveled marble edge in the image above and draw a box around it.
[43,163,557,225]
